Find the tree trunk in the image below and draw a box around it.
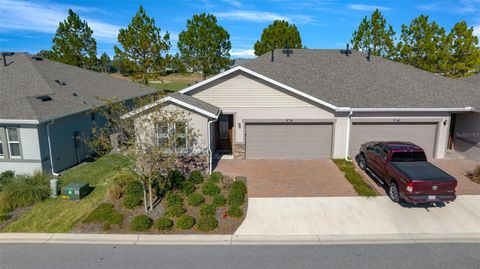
[148,183,154,211]
[142,181,148,213]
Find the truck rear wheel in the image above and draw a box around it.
[388,183,400,203]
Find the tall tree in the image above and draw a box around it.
[99,53,111,72]
[396,15,447,73]
[254,20,302,56]
[351,9,396,59]
[177,13,231,79]
[444,21,480,77]
[50,9,97,69]
[114,5,170,84]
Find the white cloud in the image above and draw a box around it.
[347,4,391,11]
[417,0,479,13]
[215,10,313,24]
[220,0,242,8]
[230,49,255,58]
[0,0,122,42]
[474,25,480,37]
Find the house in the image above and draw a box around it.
[0,52,155,175]
[128,49,480,172]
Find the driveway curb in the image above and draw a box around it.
[1,233,478,245]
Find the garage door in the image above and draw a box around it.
[246,123,333,159]
[349,122,438,158]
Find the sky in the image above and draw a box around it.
[0,0,479,58]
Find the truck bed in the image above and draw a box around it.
[390,162,455,181]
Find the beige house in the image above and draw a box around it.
[129,49,480,172]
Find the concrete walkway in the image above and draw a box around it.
[234,195,480,237]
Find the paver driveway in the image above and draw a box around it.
[215,159,358,197]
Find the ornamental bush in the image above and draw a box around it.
[181,180,196,195]
[83,203,124,231]
[231,180,247,193]
[124,181,143,198]
[176,215,195,230]
[212,194,226,207]
[165,192,183,207]
[130,215,153,232]
[187,193,205,206]
[200,204,217,216]
[202,181,220,196]
[0,172,50,210]
[227,205,243,218]
[168,170,184,189]
[165,205,187,217]
[122,194,142,209]
[208,172,223,183]
[155,217,174,231]
[227,188,245,206]
[189,170,204,185]
[197,215,218,232]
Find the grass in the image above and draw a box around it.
[332,159,377,197]
[2,153,134,232]
[148,81,192,93]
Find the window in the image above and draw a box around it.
[175,122,187,151]
[6,128,21,158]
[0,136,3,157]
[157,123,170,147]
[373,144,387,160]
[156,122,188,152]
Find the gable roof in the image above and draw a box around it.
[239,49,479,110]
[0,53,156,123]
[463,74,480,86]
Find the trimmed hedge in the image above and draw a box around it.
[189,171,204,185]
[197,215,218,232]
[227,205,243,218]
[122,194,142,209]
[165,192,183,207]
[187,193,205,206]
[227,189,245,206]
[165,205,187,218]
[124,181,143,198]
[212,194,226,207]
[176,215,196,230]
[130,215,153,232]
[181,180,196,195]
[208,172,223,183]
[155,217,174,231]
[202,181,220,196]
[200,204,217,216]
[231,180,247,193]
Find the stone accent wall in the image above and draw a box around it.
[233,143,246,160]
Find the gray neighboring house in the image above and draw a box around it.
[128,49,480,172]
[0,52,155,175]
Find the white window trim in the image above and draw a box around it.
[6,127,21,159]
[156,122,189,153]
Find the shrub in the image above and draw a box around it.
[227,205,243,218]
[227,188,245,206]
[208,172,223,183]
[187,192,205,206]
[155,217,174,231]
[130,215,153,232]
[181,180,196,195]
[83,203,124,231]
[202,181,220,196]
[165,205,187,217]
[197,215,218,232]
[200,204,217,216]
[112,171,137,189]
[165,192,183,207]
[231,180,247,193]
[466,165,480,184]
[0,170,14,186]
[176,215,195,230]
[168,170,184,189]
[124,181,143,198]
[0,213,10,223]
[122,195,143,209]
[0,172,49,210]
[189,170,204,184]
[212,194,226,207]
[107,184,123,200]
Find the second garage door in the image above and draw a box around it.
[245,122,333,159]
[349,122,438,158]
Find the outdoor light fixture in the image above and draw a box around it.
[443,120,448,126]
[238,122,242,129]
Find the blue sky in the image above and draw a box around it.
[0,0,479,58]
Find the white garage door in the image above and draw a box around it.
[245,123,333,159]
[349,122,438,158]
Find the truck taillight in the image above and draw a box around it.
[406,182,414,193]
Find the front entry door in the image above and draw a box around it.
[217,114,233,151]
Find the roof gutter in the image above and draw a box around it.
[336,107,475,112]
[46,120,60,176]
[207,111,221,175]
[0,119,39,124]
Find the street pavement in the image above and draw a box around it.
[1,243,479,269]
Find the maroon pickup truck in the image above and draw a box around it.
[357,141,457,204]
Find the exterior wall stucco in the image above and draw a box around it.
[454,112,480,161]
[0,124,42,174]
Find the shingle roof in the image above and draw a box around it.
[170,92,220,116]
[0,53,156,122]
[241,49,480,109]
[463,74,480,87]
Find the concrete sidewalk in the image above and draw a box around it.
[235,195,480,237]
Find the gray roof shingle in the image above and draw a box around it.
[170,92,220,116]
[1,53,156,122]
[241,49,480,109]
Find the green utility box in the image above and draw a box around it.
[61,182,90,200]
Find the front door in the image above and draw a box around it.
[217,114,233,151]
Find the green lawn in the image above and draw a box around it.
[2,154,134,232]
[332,159,378,197]
[149,81,192,93]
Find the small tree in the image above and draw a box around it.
[444,21,480,77]
[50,9,97,69]
[254,20,303,56]
[178,13,231,79]
[351,9,396,59]
[99,53,111,73]
[114,5,170,84]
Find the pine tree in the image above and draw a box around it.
[254,20,303,56]
[444,21,480,77]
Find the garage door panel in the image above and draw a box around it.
[349,122,438,158]
[246,123,332,159]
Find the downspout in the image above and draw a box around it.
[46,121,60,176]
[207,111,221,175]
[344,111,353,162]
